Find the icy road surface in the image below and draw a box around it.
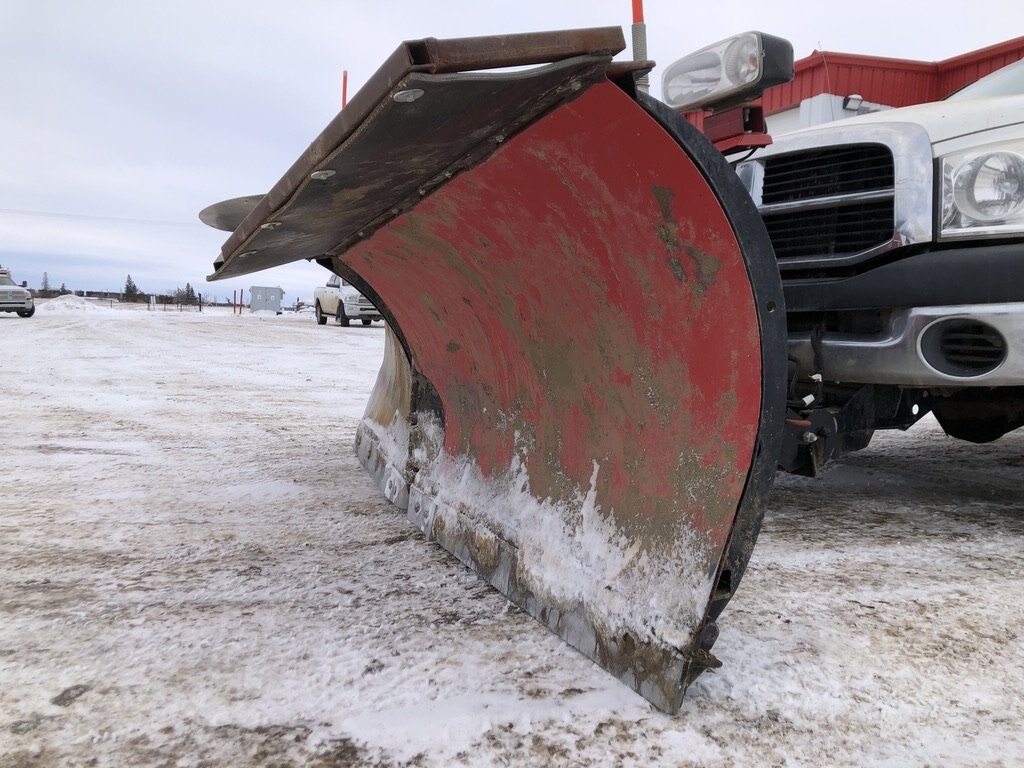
[2,298,1022,767]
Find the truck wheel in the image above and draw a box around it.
[315,301,327,325]
[336,303,350,327]
[17,307,35,318]
[361,318,371,326]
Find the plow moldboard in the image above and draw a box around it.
[209,29,785,712]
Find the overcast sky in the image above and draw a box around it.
[3,1,1023,303]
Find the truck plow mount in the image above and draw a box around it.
[207,27,785,712]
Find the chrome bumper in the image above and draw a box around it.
[789,303,1024,387]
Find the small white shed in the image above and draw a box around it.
[250,286,284,314]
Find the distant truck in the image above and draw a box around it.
[313,274,382,327]
[0,267,35,318]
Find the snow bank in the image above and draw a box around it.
[36,294,116,313]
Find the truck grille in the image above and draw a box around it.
[757,144,896,264]
[762,200,893,260]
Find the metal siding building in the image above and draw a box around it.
[250,286,284,313]
[685,36,1024,131]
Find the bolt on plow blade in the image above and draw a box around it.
[207,28,786,712]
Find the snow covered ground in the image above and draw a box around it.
[2,298,1022,767]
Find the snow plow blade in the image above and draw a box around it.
[207,27,785,713]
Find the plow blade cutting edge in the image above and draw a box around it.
[206,27,786,713]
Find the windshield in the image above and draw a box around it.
[947,57,1024,101]
[0,275,15,287]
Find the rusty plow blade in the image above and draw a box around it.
[207,28,786,713]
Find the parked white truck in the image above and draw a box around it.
[312,274,382,327]
[0,267,35,318]
[733,57,1024,473]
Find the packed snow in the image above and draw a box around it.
[35,294,117,313]
[2,302,1022,767]
[403,416,716,652]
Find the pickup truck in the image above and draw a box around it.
[0,267,35,318]
[312,274,382,327]
[733,57,1024,473]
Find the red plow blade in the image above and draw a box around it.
[208,28,786,712]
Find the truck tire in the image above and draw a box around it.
[361,318,371,326]
[336,303,350,327]
[17,307,35,318]
[315,301,327,325]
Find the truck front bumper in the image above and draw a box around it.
[783,243,1024,312]
[1,300,33,313]
[785,243,1024,387]
[343,299,381,320]
[789,302,1024,387]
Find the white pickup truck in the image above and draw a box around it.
[733,57,1024,473]
[0,267,35,318]
[312,274,382,327]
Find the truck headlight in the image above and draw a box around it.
[940,140,1024,239]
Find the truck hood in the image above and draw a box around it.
[782,94,1024,145]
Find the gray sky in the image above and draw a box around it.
[3,1,1023,303]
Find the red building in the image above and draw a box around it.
[686,35,1024,134]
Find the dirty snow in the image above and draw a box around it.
[406,415,715,651]
[2,303,1022,767]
